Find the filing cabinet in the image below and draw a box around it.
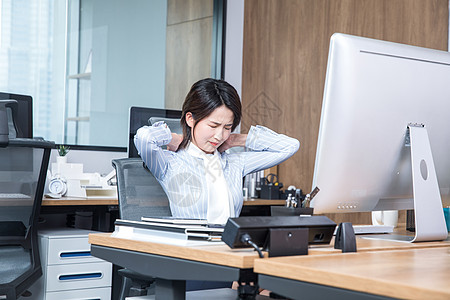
[26,228,112,300]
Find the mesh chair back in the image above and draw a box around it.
[112,158,171,221]
[0,139,53,299]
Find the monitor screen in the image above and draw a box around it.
[128,106,182,158]
[0,92,33,138]
[310,34,449,241]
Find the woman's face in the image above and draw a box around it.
[186,105,234,154]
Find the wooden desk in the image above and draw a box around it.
[243,199,286,206]
[308,232,450,255]
[89,233,263,300]
[40,197,285,232]
[89,230,449,300]
[42,197,119,206]
[41,197,119,232]
[255,247,450,300]
[41,197,284,207]
[241,199,286,216]
[42,197,118,206]
[89,233,262,269]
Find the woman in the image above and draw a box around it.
[134,78,299,224]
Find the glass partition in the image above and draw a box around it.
[0,0,224,148]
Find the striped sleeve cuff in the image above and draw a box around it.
[135,121,172,148]
[245,125,300,154]
[246,125,278,150]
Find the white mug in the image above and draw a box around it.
[372,210,399,227]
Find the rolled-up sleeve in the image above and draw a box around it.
[134,121,173,179]
[242,125,300,176]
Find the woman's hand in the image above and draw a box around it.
[167,133,183,152]
[218,133,248,152]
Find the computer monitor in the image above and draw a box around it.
[0,92,33,138]
[310,33,449,242]
[128,106,182,158]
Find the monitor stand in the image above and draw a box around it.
[408,124,448,241]
[370,124,448,242]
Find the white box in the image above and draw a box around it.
[25,228,112,300]
[45,287,111,300]
[46,261,112,292]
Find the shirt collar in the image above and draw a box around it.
[186,142,228,169]
[186,142,215,159]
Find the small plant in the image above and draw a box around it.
[57,145,70,157]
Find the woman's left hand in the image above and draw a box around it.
[218,133,247,152]
[167,133,183,152]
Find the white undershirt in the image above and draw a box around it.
[187,143,231,225]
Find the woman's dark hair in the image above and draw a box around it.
[178,78,242,150]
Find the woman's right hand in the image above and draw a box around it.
[167,133,183,151]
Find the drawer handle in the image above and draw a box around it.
[59,272,102,281]
[60,251,92,258]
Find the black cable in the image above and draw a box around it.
[240,233,264,258]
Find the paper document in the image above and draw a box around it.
[113,219,224,246]
[141,216,208,226]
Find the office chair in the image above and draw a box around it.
[0,137,53,298]
[112,157,171,299]
[148,116,182,134]
[128,107,181,158]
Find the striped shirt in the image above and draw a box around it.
[134,122,300,219]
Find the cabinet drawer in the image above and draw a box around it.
[45,287,111,300]
[46,261,112,292]
[47,236,102,265]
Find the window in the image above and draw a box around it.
[0,0,224,148]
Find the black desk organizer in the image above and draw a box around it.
[222,216,336,257]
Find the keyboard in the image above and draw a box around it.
[334,224,394,235]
